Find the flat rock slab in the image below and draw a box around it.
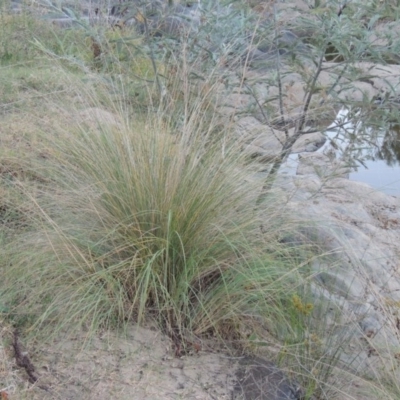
[233,357,302,400]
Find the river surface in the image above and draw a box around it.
[349,158,400,196]
[330,109,400,196]
[284,109,400,196]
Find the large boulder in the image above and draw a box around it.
[279,154,400,381]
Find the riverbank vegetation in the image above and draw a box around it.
[1,1,400,399]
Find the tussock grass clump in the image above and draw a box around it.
[0,74,307,347]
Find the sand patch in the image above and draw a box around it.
[1,322,237,399]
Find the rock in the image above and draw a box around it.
[359,316,380,338]
[256,30,309,56]
[112,0,200,37]
[243,29,310,70]
[147,16,193,37]
[292,132,326,153]
[245,47,277,69]
[314,270,363,300]
[235,116,285,161]
[233,357,302,400]
[296,153,350,178]
[282,157,400,380]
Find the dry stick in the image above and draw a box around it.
[141,11,163,97]
[12,330,50,392]
[12,331,37,384]
[272,4,289,141]
[337,2,348,18]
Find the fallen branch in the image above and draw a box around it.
[12,330,49,392]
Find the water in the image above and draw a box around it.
[310,109,400,196]
[349,158,400,196]
[279,109,400,196]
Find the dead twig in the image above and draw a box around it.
[12,330,50,392]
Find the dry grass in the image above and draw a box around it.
[0,68,308,343]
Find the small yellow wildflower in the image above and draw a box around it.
[292,294,314,316]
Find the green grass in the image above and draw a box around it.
[0,10,89,64]
[0,79,309,344]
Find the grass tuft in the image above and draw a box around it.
[0,71,309,350]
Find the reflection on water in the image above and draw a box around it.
[280,110,400,196]
[323,110,400,196]
[375,125,400,167]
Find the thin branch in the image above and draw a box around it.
[297,51,326,134]
[141,11,163,97]
[273,4,289,140]
[256,50,326,206]
[320,64,349,106]
[337,2,348,17]
[243,83,284,146]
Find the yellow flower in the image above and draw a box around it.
[292,294,314,316]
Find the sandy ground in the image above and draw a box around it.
[1,321,238,399]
